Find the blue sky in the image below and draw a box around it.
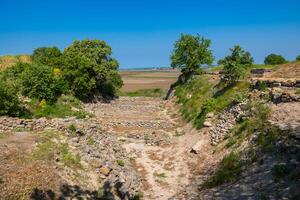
[1,0,300,68]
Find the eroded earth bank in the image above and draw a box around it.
[1,91,300,199]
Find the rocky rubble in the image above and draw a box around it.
[208,101,247,145]
[251,79,300,88]
[0,116,142,199]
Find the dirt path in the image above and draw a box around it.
[90,97,205,199]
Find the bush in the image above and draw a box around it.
[32,47,62,67]
[296,55,300,61]
[62,39,123,101]
[20,64,67,102]
[0,80,22,117]
[264,54,287,65]
[220,45,253,84]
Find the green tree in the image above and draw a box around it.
[171,34,214,82]
[20,64,67,102]
[32,47,62,67]
[296,55,300,61]
[0,80,22,117]
[220,45,254,84]
[62,39,123,100]
[264,54,287,65]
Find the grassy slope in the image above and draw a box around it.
[175,75,250,128]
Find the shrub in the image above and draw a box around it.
[264,54,287,65]
[296,55,300,61]
[0,80,22,117]
[20,64,67,102]
[220,45,253,84]
[32,47,62,67]
[62,39,123,101]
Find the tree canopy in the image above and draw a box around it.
[296,55,300,61]
[32,47,62,67]
[171,34,213,81]
[264,54,287,65]
[220,45,254,84]
[62,39,123,100]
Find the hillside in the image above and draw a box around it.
[0,55,31,69]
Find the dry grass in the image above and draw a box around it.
[0,55,31,69]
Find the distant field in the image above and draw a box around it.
[120,70,180,92]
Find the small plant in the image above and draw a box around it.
[153,171,167,178]
[87,137,95,145]
[272,163,289,181]
[116,159,125,167]
[68,124,77,133]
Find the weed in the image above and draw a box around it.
[116,159,125,167]
[68,124,77,133]
[87,137,95,145]
[153,171,167,178]
[59,143,82,169]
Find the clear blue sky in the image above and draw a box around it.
[1,0,300,68]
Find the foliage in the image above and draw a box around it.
[0,79,22,117]
[20,64,67,102]
[264,54,287,65]
[296,55,300,61]
[68,124,77,133]
[32,47,62,67]
[220,45,253,84]
[121,88,165,97]
[204,152,242,188]
[27,95,89,119]
[171,34,213,82]
[62,39,123,101]
[116,159,125,167]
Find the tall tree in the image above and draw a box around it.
[171,34,214,82]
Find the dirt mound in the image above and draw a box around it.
[269,61,300,79]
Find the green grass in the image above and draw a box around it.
[68,124,77,133]
[120,88,166,97]
[24,95,91,119]
[295,89,300,95]
[175,76,250,129]
[59,143,82,169]
[204,152,242,188]
[116,159,125,167]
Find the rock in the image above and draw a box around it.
[206,112,214,118]
[191,140,205,154]
[203,121,212,127]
